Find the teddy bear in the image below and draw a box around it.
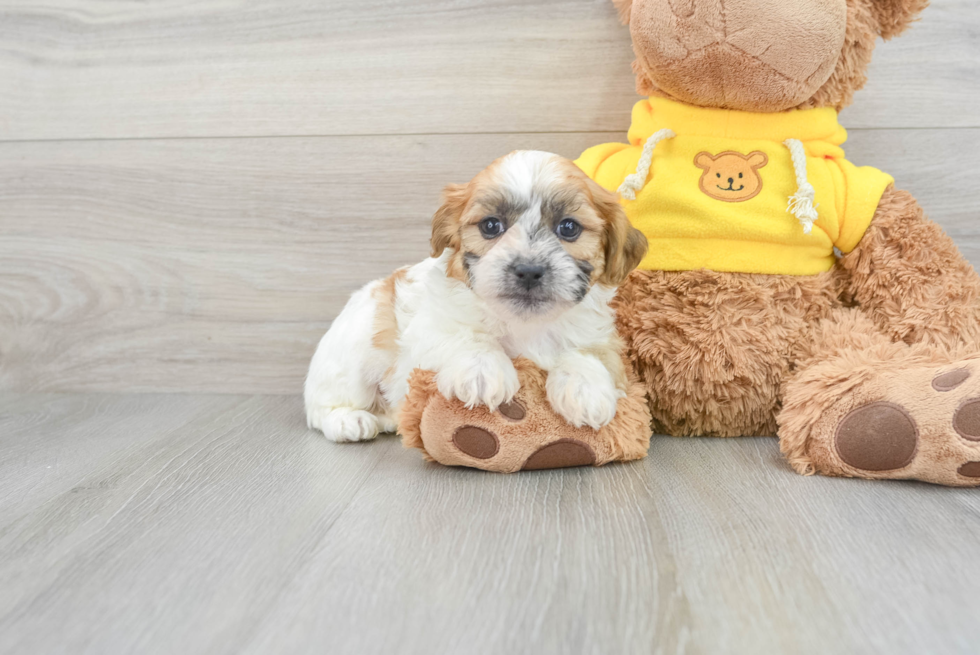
[402,0,980,486]
[400,357,652,473]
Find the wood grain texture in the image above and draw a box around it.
[0,0,976,142]
[2,128,979,394]
[0,132,596,394]
[0,393,244,521]
[1,393,978,654]
[2,3,979,653]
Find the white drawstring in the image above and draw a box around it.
[784,138,819,234]
[617,128,675,200]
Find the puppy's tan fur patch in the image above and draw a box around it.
[430,183,472,282]
[371,267,409,353]
[584,341,629,391]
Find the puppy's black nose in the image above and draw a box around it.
[514,263,546,290]
[728,177,734,184]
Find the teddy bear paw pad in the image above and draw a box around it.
[952,398,980,441]
[452,426,499,459]
[834,402,919,472]
[957,462,980,478]
[932,368,970,392]
[498,401,526,421]
[522,439,596,471]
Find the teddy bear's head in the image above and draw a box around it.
[612,0,928,112]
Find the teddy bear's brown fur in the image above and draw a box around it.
[609,0,980,485]
[402,0,980,485]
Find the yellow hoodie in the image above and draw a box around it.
[575,97,894,276]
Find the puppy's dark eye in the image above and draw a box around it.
[738,172,743,179]
[478,217,505,239]
[716,173,721,178]
[557,218,582,241]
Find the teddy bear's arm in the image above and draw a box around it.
[574,142,634,193]
[838,186,980,351]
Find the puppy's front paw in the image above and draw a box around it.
[308,407,381,443]
[436,350,520,411]
[546,362,625,430]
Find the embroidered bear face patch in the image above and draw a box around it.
[694,151,768,202]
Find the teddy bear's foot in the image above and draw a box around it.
[449,419,601,472]
[780,352,980,487]
[398,358,652,473]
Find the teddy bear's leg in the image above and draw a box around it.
[778,308,980,487]
[838,186,980,351]
[778,188,980,486]
[399,361,652,473]
[613,268,837,438]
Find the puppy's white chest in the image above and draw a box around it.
[498,329,565,370]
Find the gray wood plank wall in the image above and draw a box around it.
[1,0,979,394]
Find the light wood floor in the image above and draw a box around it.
[2,393,979,655]
[2,0,980,653]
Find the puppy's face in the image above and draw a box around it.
[431,151,648,320]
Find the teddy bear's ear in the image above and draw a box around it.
[631,59,657,96]
[611,0,632,25]
[867,0,929,40]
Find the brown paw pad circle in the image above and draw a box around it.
[953,398,980,441]
[932,368,970,392]
[452,426,499,459]
[498,401,526,421]
[958,462,980,478]
[522,439,596,471]
[835,402,918,472]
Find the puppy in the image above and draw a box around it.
[304,150,648,442]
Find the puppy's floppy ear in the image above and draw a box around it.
[430,183,469,257]
[612,0,633,24]
[588,178,648,286]
[866,0,929,40]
